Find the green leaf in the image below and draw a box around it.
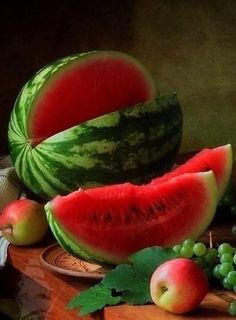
[121,289,151,305]
[67,283,121,316]
[67,246,177,314]
[102,264,135,291]
[103,246,177,305]
[102,263,150,304]
[130,246,177,275]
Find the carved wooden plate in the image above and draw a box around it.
[40,243,112,279]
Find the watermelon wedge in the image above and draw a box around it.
[45,171,217,264]
[151,144,233,201]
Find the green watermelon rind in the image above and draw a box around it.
[45,204,112,264]
[9,93,182,199]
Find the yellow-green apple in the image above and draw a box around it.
[0,199,48,245]
[150,258,209,314]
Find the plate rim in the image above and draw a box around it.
[40,242,107,279]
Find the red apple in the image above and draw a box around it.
[150,258,209,314]
[0,199,48,246]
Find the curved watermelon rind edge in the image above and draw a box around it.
[45,204,116,264]
[36,92,182,148]
[218,143,233,201]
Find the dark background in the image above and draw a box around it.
[1,0,236,157]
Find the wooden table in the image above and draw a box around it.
[1,163,236,319]
[1,222,236,319]
[1,236,102,320]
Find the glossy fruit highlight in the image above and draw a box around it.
[0,199,48,246]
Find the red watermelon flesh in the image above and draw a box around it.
[151,144,233,201]
[29,51,157,145]
[46,171,217,264]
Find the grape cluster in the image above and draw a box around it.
[172,239,236,316]
[172,239,218,278]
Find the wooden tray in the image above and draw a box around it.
[40,243,112,279]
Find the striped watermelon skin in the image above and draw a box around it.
[9,53,85,141]
[9,93,182,200]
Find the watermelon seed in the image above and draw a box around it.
[102,212,112,224]
[153,202,166,212]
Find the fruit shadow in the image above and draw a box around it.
[193,291,235,319]
[0,262,49,319]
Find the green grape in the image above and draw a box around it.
[183,239,195,247]
[219,193,235,208]
[218,243,234,256]
[193,242,207,256]
[180,245,193,258]
[233,254,236,265]
[219,263,234,277]
[233,285,236,293]
[228,301,236,316]
[204,248,218,264]
[230,205,236,216]
[213,264,222,279]
[172,244,182,255]
[232,224,236,236]
[203,266,213,279]
[220,253,233,264]
[222,277,233,290]
[227,271,236,285]
[194,256,208,268]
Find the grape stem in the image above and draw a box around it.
[209,231,213,248]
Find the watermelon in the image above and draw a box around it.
[8,51,183,200]
[151,144,233,201]
[45,170,217,264]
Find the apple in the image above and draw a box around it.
[150,258,209,314]
[0,199,48,246]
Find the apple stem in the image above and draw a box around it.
[0,225,13,236]
[160,286,168,294]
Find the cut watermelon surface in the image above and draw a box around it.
[151,144,233,201]
[45,171,217,264]
[26,51,157,145]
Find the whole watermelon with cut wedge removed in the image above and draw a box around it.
[8,51,183,200]
[45,170,218,265]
